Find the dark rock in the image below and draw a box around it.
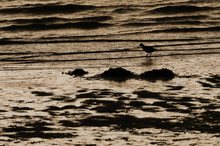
[140,68,175,81]
[67,68,88,76]
[100,67,135,82]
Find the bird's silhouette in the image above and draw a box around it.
[139,43,156,56]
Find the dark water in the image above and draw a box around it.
[0,0,219,68]
[0,1,219,44]
[0,0,220,145]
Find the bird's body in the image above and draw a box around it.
[139,43,156,56]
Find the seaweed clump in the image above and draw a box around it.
[100,67,135,82]
[65,67,176,82]
[140,68,175,81]
[66,68,88,77]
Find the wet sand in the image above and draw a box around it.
[0,45,219,145]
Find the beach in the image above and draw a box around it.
[0,0,220,145]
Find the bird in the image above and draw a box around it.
[139,43,156,56]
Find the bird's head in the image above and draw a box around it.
[139,43,144,47]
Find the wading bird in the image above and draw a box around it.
[139,43,156,56]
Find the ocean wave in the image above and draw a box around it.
[163,20,203,25]
[2,51,220,64]
[75,16,112,22]
[0,3,95,15]
[8,17,69,24]
[113,7,137,13]
[0,37,199,45]
[152,26,220,33]
[150,5,214,14]
[151,15,208,22]
[1,21,111,31]
[187,0,218,4]
[122,22,155,27]
[4,16,112,25]
[122,20,207,27]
